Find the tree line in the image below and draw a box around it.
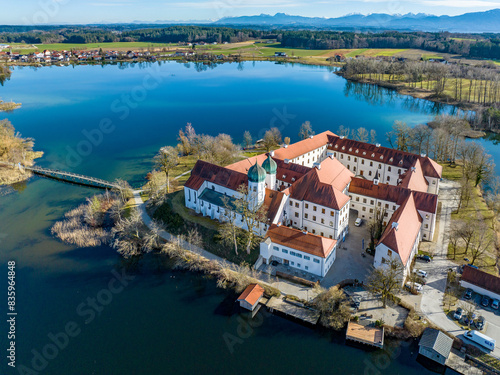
[1,25,499,59]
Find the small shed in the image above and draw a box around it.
[418,328,453,365]
[237,284,265,312]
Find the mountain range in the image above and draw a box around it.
[214,9,500,33]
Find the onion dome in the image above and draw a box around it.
[262,154,277,175]
[248,161,266,183]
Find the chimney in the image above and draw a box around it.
[302,230,308,235]
[376,143,381,147]
[421,153,426,158]
[277,222,282,227]
[309,135,314,139]
[284,159,290,164]
[313,162,321,170]
[411,167,416,172]
[270,150,275,156]
[392,222,399,230]
[284,144,288,148]
[340,135,345,139]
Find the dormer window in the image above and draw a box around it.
[349,148,352,152]
[363,151,366,155]
[355,149,359,153]
[380,155,383,160]
[389,157,393,162]
[335,145,338,149]
[342,146,345,150]
[371,153,375,157]
[399,160,403,165]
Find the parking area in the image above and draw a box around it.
[345,286,409,328]
[456,288,500,336]
[321,210,373,288]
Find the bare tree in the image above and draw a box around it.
[262,127,282,152]
[313,286,351,330]
[460,301,477,329]
[356,127,369,143]
[298,121,314,140]
[337,125,350,139]
[469,222,494,265]
[219,195,240,255]
[243,131,253,148]
[366,258,404,308]
[386,121,411,152]
[154,146,179,193]
[370,129,377,144]
[284,136,291,145]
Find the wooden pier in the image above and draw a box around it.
[265,296,320,325]
[346,321,384,349]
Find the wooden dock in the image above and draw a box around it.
[346,321,384,349]
[265,296,320,325]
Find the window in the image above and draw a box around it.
[356,197,359,202]
[296,253,302,258]
[330,221,333,227]
[304,227,308,231]
[369,208,373,213]
[297,263,301,268]
[320,232,324,236]
[354,157,357,162]
[305,203,309,209]
[361,160,365,165]
[312,229,316,234]
[388,166,391,172]
[295,202,299,208]
[385,204,389,208]
[321,218,324,224]
[313,206,317,212]
[294,212,299,218]
[289,201,293,206]
[369,171,372,176]
[330,211,334,217]
[313,216,317,221]
[398,169,401,174]
[304,256,310,260]
[304,213,308,219]
[348,156,351,161]
[370,161,373,167]
[290,251,296,256]
[392,205,396,210]
[291,261,294,266]
[370,200,374,205]
[387,250,392,257]
[314,259,320,264]
[363,198,367,203]
[425,214,429,219]
[305,266,308,270]
[425,224,429,229]
[273,246,279,251]
[387,176,390,181]
[378,202,381,207]
[322,208,325,214]
[282,249,288,254]
[362,207,366,211]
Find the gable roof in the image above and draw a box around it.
[461,266,500,295]
[419,328,453,358]
[399,159,429,193]
[316,156,354,192]
[378,193,422,265]
[266,224,337,258]
[237,284,265,306]
[264,188,286,224]
[275,159,311,185]
[225,153,268,174]
[349,178,438,214]
[288,167,350,210]
[273,131,336,160]
[185,160,247,191]
[327,135,442,179]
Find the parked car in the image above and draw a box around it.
[467,264,479,269]
[351,295,362,309]
[415,269,427,278]
[454,307,463,320]
[482,296,490,307]
[464,313,477,325]
[405,282,423,293]
[492,299,500,309]
[355,218,363,227]
[420,255,432,263]
[464,289,473,300]
[476,316,485,330]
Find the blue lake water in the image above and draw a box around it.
[0,61,482,375]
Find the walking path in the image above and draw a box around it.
[131,190,318,301]
[419,179,500,358]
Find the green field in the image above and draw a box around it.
[9,41,176,53]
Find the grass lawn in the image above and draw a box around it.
[442,162,498,275]
[152,190,260,265]
[9,42,177,53]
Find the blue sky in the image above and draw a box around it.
[4,0,500,24]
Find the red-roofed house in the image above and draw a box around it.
[460,266,500,301]
[374,193,423,281]
[237,284,265,311]
[260,224,337,276]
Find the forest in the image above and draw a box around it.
[0,25,499,59]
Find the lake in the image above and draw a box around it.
[0,61,478,375]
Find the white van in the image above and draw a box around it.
[465,330,496,351]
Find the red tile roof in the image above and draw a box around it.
[237,284,265,306]
[378,193,422,265]
[349,178,438,214]
[264,188,286,223]
[266,224,337,258]
[327,135,442,179]
[316,156,354,191]
[275,159,311,185]
[273,131,336,160]
[461,266,500,295]
[185,160,247,191]
[288,167,350,210]
[225,154,268,174]
[399,159,429,193]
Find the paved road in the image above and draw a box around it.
[131,190,318,301]
[419,179,500,357]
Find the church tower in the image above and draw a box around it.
[262,154,277,191]
[247,160,266,207]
